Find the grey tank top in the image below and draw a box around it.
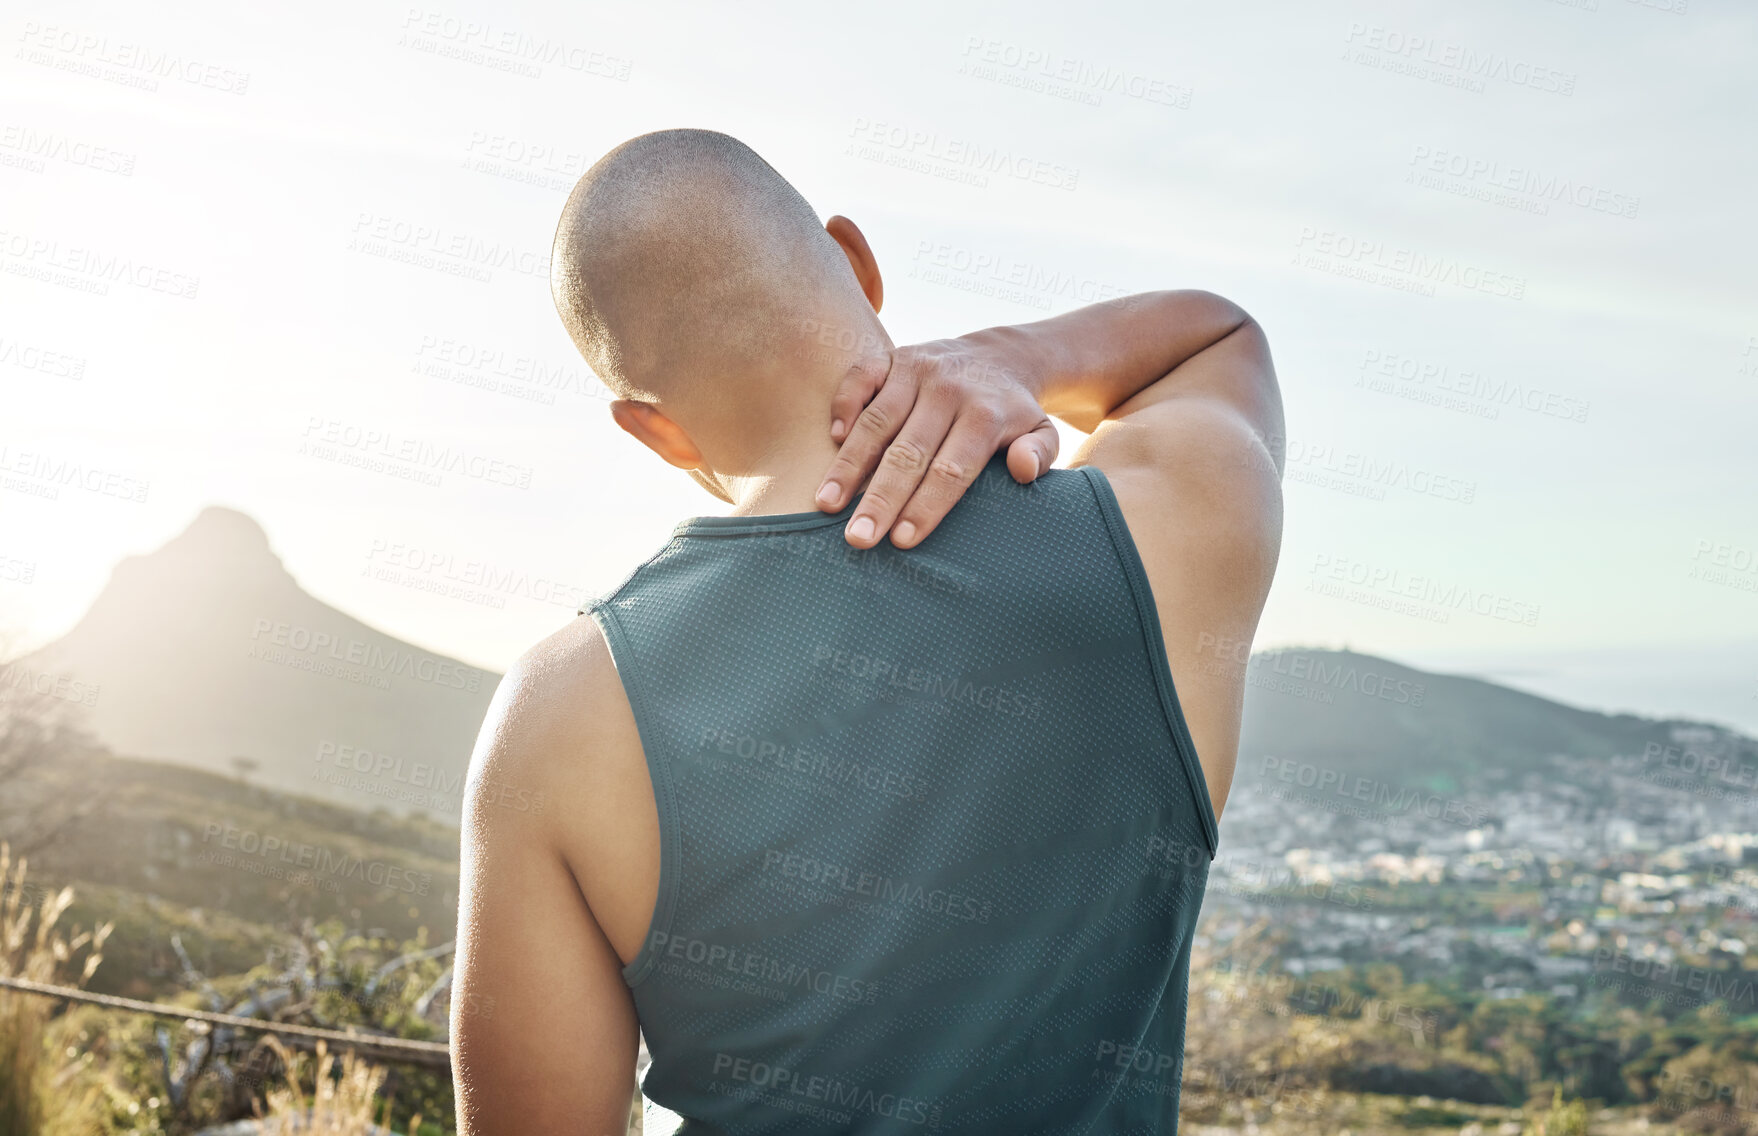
[582,452,1217,1134]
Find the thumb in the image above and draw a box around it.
[1006,421,1059,483]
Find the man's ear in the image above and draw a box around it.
[609,400,705,471]
[825,215,883,313]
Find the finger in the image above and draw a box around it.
[1005,419,1059,483]
[827,355,890,445]
[842,395,958,549]
[816,355,921,512]
[888,419,1000,549]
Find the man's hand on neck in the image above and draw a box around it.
[813,334,1057,549]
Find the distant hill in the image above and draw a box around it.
[11,506,499,824]
[7,744,462,998]
[1234,647,1728,788]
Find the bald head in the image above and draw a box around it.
[551,129,869,408]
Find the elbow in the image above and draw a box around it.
[1223,301,1258,344]
[1185,289,1254,336]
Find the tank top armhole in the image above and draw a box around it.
[1076,464,1221,860]
[585,599,681,988]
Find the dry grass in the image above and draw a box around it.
[0,840,114,1135]
[254,1036,410,1135]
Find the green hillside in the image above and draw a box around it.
[1237,647,1697,784]
[8,744,460,1000]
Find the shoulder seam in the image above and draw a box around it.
[580,534,684,617]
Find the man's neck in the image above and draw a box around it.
[693,311,892,518]
[720,422,864,517]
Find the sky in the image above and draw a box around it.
[3,0,1755,731]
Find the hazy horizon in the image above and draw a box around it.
[8,499,1755,738]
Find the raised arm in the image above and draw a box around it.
[816,290,1273,548]
[1061,298,1283,822]
[814,290,1284,820]
[1031,292,1270,440]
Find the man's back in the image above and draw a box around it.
[453,129,1281,1136]
[576,453,1214,1133]
[450,296,1280,1136]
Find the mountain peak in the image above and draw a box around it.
[155,505,277,567]
[22,502,497,825]
[98,505,290,601]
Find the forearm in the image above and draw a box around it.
[966,290,1252,434]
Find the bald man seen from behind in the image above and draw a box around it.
[451,128,1284,1136]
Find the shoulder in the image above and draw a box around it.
[1072,313,1282,589]
[462,613,636,833]
[1077,407,1282,606]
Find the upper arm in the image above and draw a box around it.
[451,634,639,1136]
[1070,316,1285,820]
